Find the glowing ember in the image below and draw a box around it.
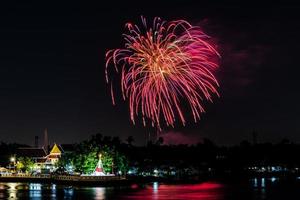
[105,16,220,130]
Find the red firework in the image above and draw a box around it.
[105,16,220,130]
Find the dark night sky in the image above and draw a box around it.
[1,1,300,146]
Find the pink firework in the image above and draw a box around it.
[105,16,220,130]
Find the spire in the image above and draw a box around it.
[93,153,105,176]
[44,128,49,153]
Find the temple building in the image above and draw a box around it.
[17,143,64,173]
[16,147,47,170]
[46,143,62,165]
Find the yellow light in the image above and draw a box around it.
[10,157,15,162]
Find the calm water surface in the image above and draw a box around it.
[1,178,300,199]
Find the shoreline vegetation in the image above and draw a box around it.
[2,133,300,186]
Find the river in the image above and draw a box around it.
[1,177,300,199]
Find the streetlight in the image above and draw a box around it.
[10,157,15,163]
[10,156,16,173]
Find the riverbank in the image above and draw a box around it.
[0,174,129,186]
[2,172,300,187]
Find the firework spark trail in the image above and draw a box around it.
[105,16,220,130]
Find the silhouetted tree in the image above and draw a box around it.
[156,137,164,146]
[126,136,134,146]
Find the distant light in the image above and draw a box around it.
[271,177,276,182]
[10,157,15,162]
[271,167,275,171]
[66,164,73,171]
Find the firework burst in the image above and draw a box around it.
[105,16,220,130]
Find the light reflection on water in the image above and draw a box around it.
[63,186,74,199]
[7,182,18,199]
[251,177,278,188]
[0,178,299,200]
[29,183,42,199]
[0,181,224,200]
[94,187,106,200]
[137,182,223,200]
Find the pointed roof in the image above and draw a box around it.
[93,154,105,176]
[50,143,61,154]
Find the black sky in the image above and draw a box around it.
[1,1,300,146]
